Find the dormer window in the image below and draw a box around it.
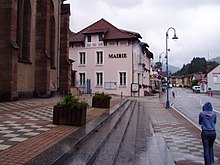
[87,35,91,42]
[98,34,103,41]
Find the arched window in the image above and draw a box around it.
[50,16,55,68]
[22,0,31,62]
[16,0,21,44]
[50,0,56,69]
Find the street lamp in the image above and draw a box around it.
[159,52,166,65]
[165,27,178,109]
[158,52,165,98]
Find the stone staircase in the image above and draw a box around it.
[55,100,135,165]
[27,98,175,165]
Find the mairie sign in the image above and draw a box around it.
[109,53,127,59]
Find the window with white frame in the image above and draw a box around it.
[108,41,116,46]
[213,74,220,83]
[96,72,103,87]
[98,34,103,41]
[96,51,103,65]
[119,72,127,86]
[79,52,86,65]
[79,73,86,86]
[87,35,91,42]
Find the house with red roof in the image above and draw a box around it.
[69,19,153,96]
[207,64,220,95]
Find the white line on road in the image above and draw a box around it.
[191,95,220,114]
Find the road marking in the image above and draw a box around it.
[171,104,220,145]
[191,95,220,114]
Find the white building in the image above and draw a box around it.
[207,64,220,94]
[69,19,153,96]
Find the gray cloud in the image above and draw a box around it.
[66,0,220,67]
[102,0,145,8]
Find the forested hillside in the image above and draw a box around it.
[173,57,219,76]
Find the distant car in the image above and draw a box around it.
[192,86,200,93]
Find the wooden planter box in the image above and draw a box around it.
[92,97,111,108]
[53,105,87,126]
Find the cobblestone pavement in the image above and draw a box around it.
[0,95,122,165]
[0,94,220,165]
[140,95,220,165]
[0,97,60,152]
[144,101,204,164]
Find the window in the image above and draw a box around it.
[50,16,55,68]
[87,35,91,42]
[79,73,86,86]
[17,0,31,63]
[108,41,116,46]
[213,74,220,83]
[79,52,86,65]
[16,0,21,44]
[119,72,127,86]
[119,41,127,46]
[96,51,103,65]
[98,34,102,41]
[96,72,103,86]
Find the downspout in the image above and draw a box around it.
[131,40,134,97]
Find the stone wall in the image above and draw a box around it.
[0,0,71,101]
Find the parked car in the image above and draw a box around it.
[192,86,200,93]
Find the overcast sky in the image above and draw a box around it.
[65,0,220,68]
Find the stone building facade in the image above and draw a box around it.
[0,0,71,101]
[69,19,153,96]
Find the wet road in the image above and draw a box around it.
[171,88,220,141]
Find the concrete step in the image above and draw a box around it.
[135,102,151,155]
[26,98,176,165]
[70,87,82,96]
[114,101,139,164]
[26,99,128,165]
[93,101,137,165]
[59,100,134,165]
[134,103,175,165]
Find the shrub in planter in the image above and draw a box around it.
[53,95,89,126]
[92,92,112,108]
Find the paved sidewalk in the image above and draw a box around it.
[0,94,220,165]
[160,94,220,164]
[0,95,122,165]
[130,95,220,165]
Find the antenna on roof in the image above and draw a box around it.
[208,50,210,62]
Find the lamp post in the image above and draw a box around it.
[165,27,178,109]
[158,52,165,98]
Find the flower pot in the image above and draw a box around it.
[92,97,111,108]
[53,105,87,126]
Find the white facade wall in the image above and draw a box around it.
[207,65,220,93]
[70,36,151,96]
[132,45,151,96]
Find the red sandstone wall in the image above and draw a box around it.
[0,0,70,100]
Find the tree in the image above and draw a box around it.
[173,57,219,76]
[192,79,199,86]
[154,62,162,70]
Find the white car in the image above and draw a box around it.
[192,86,200,93]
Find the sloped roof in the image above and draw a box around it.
[147,50,154,59]
[120,29,142,39]
[208,64,220,74]
[192,73,204,80]
[69,18,141,42]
